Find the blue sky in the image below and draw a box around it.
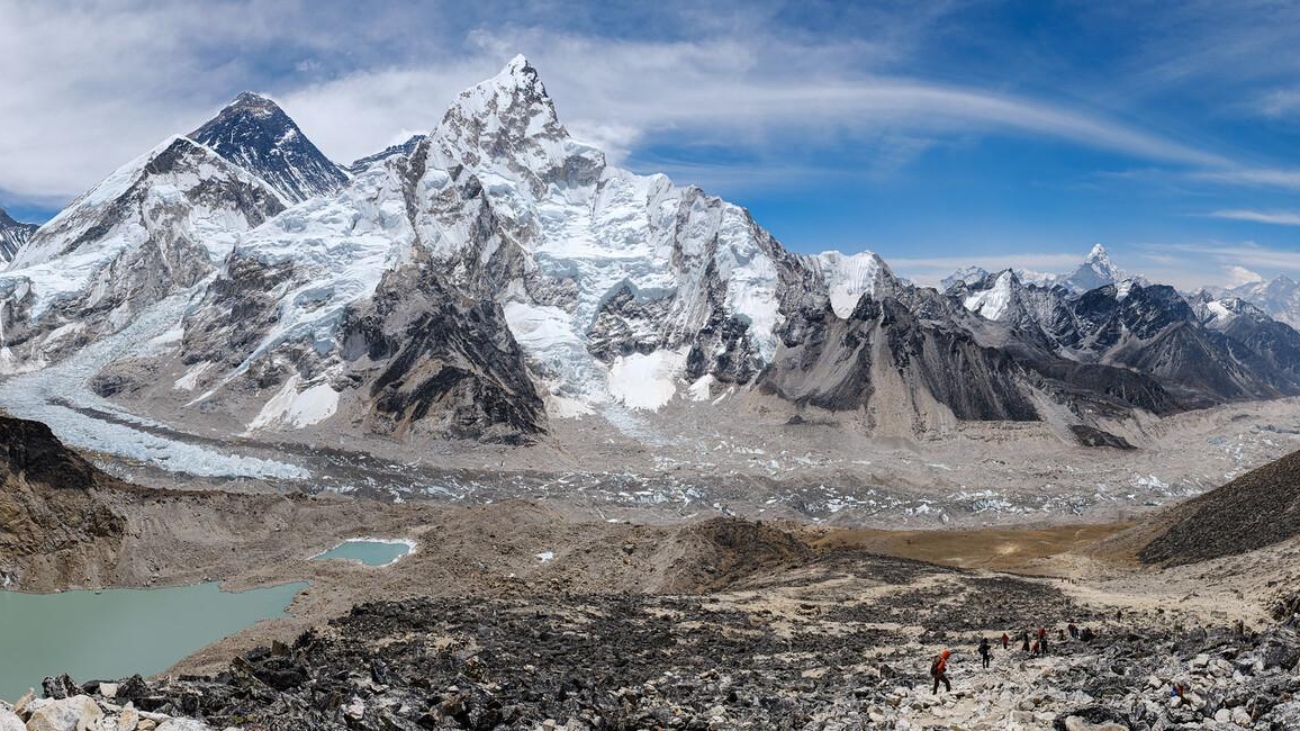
[5,0,1300,287]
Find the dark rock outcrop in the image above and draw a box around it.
[191,92,350,203]
[339,258,547,443]
[1139,447,1300,565]
[0,415,126,588]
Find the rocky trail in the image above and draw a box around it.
[7,546,1299,731]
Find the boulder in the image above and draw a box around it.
[24,696,102,731]
[1052,705,1130,731]
[0,706,23,731]
[154,721,213,731]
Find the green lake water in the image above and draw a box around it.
[312,539,412,566]
[0,581,305,702]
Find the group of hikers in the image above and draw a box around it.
[929,623,1088,694]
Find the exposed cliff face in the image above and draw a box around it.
[760,296,1039,434]
[0,415,126,589]
[338,258,546,443]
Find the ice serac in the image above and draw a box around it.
[191,92,350,204]
[0,207,38,263]
[0,136,284,370]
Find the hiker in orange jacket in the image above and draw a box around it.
[1000,632,1010,650]
[930,649,952,694]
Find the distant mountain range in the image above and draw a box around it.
[3,56,1300,452]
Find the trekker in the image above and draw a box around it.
[1000,632,1010,650]
[1068,622,1079,640]
[1021,631,1031,652]
[1037,627,1048,655]
[1031,639,1040,656]
[978,638,992,669]
[930,649,952,694]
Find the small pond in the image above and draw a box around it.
[0,581,306,702]
[311,538,413,566]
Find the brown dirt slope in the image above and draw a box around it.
[1138,447,1300,566]
[0,414,129,587]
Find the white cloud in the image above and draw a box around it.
[0,4,1237,206]
[1134,241,1300,289]
[1224,265,1265,286]
[1193,169,1300,191]
[1210,209,1300,226]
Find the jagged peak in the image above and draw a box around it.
[1086,242,1110,262]
[439,55,558,134]
[497,54,540,89]
[427,56,603,194]
[228,90,278,109]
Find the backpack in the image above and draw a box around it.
[930,657,943,676]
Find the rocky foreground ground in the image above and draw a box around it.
[5,549,1299,731]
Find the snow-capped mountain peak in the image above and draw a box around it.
[1066,243,1130,292]
[190,91,349,203]
[427,57,605,197]
[0,207,38,264]
[810,250,896,318]
[963,269,1020,321]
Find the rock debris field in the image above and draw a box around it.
[7,550,1300,731]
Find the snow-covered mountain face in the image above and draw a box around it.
[348,134,426,175]
[165,56,865,436]
[8,55,1300,454]
[1063,243,1133,292]
[1206,276,1300,331]
[0,136,284,372]
[190,92,350,204]
[948,269,1300,406]
[0,207,38,264]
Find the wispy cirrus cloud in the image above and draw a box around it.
[0,0,1238,207]
[1192,169,1300,191]
[1134,241,1300,289]
[1210,209,1300,227]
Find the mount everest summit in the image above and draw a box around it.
[3,56,1300,460]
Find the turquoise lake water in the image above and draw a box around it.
[0,581,305,702]
[312,539,412,566]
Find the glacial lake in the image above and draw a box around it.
[312,539,413,566]
[0,581,305,702]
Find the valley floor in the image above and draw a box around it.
[17,505,1300,730]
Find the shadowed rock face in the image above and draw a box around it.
[191,92,349,203]
[760,296,1041,423]
[339,259,546,444]
[1140,447,1300,566]
[0,415,125,585]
